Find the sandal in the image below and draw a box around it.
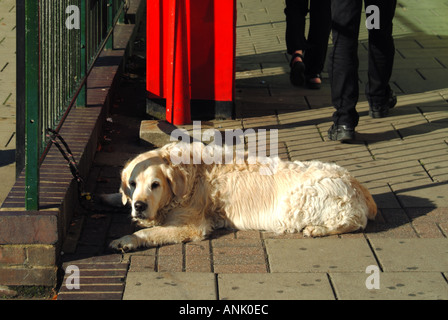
[305,74,322,90]
[289,53,305,86]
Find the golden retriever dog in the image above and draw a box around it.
[109,142,377,251]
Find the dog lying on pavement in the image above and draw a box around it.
[109,142,377,252]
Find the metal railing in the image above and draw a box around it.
[17,0,126,210]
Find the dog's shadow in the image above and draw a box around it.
[364,194,437,236]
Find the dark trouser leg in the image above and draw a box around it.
[284,0,309,54]
[365,0,397,106]
[328,0,362,128]
[304,0,332,76]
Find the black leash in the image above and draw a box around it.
[46,128,85,190]
[46,128,93,204]
[46,128,127,214]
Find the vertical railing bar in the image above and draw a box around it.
[45,0,49,147]
[87,1,91,63]
[52,0,56,134]
[61,0,66,122]
[61,0,66,114]
[97,1,101,52]
[51,0,55,129]
[106,0,113,49]
[44,0,48,147]
[48,0,52,132]
[118,0,125,24]
[43,0,47,142]
[39,0,44,150]
[77,0,87,107]
[57,0,62,125]
[50,0,54,139]
[48,0,53,140]
[69,0,73,96]
[64,1,73,106]
[51,0,55,131]
[75,0,80,95]
[24,0,40,210]
[39,0,43,154]
[64,0,67,107]
[64,0,68,116]
[68,0,74,106]
[39,1,43,149]
[93,1,96,64]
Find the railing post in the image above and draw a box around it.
[24,0,40,210]
[77,0,87,107]
[106,0,113,49]
[118,0,126,24]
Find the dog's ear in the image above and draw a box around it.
[120,164,131,205]
[162,165,188,198]
[119,186,129,205]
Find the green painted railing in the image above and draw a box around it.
[18,0,126,210]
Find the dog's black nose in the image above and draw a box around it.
[134,201,148,212]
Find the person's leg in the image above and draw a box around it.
[304,0,331,87]
[285,0,309,86]
[284,0,309,55]
[328,0,362,131]
[365,0,397,117]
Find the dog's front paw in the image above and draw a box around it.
[303,225,327,238]
[109,235,138,252]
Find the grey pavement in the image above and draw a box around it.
[2,0,448,301]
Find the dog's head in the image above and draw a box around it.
[119,144,188,222]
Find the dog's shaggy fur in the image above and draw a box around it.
[109,142,377,251]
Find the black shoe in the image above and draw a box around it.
[369,90,397,118]
[290,53,305,86]
[327,124,355,142]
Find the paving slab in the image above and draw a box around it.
[265,239,378,273]
[123,272,217,300]
[218,273,335,300]
[369,238,448,272]
[331,272,448,300]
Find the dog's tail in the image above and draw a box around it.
[352,178,377,220]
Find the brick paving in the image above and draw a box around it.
[3,0,444,300]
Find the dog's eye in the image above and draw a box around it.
[151,181,160,190]
[129,181,136,188]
